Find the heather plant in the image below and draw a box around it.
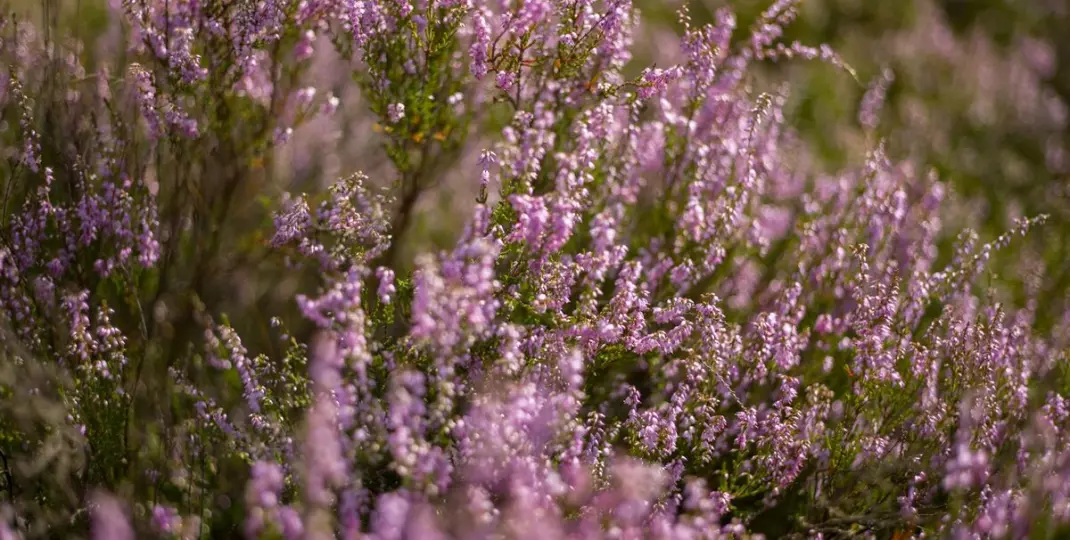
[1,0,1070,539]
[695,0,1070,331]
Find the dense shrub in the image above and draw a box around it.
[1,0,1068,538]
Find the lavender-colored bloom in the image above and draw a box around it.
[470,9,491,80]
[295,29,317,61]
[376,267,396,304]
[0,519,17,540]
[859,67,894,130]
[303,333,347,508]
[151,504,182,534]
[387,102,405,123]
[90,492,134,540]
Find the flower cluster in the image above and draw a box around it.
[0,0,1068,539]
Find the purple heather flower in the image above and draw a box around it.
[151,505,182,535]
[89,492,134,540]
[376,267,396,304]
[470,9,491,80]
[387,102,405,123]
